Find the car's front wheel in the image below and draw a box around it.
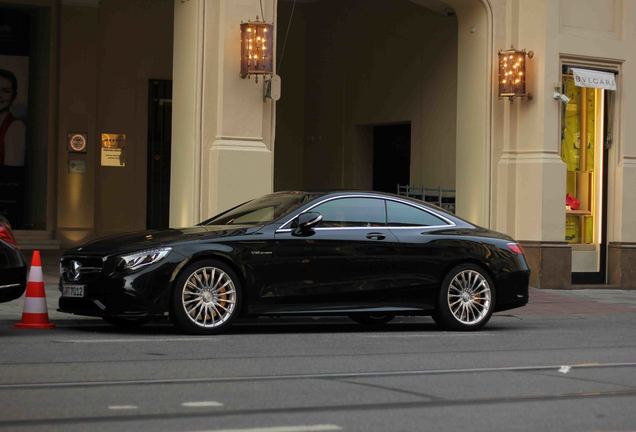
[432,264,495,331]
[172,259,241,335]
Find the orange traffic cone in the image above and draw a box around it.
[15,250,55,329]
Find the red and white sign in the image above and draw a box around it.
[67,133,87,153]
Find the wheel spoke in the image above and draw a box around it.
[202,305,209,326]
[218,289,236,298]
[213,280,232,294]
[215,302,230,313]
[449,298,462,307]
[473,287,489,296]
[210,303,223,321]
[186,280,201,292]
[194,272,206,289]
[201,269,209,288]
[471,302,484,314]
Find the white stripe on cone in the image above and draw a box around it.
[28,265,43,283]
[23,297,48,314]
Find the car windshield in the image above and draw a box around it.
[201,192,318,226]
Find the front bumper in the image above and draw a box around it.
[58,254,182,319]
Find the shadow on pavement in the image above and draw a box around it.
[0,315,527,337]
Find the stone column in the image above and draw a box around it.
[493,0,570,288]
[445,0,492,227]
[170,0,274,228]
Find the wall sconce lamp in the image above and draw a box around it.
[498,47,533,100]
[240,17,273,82]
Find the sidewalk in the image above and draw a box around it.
[1,249,636,322]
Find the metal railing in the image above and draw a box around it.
[397,184,456,214]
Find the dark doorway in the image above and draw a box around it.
[147,80,172,230]
[373,124,411,194]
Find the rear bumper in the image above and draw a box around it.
[494,269,530,312]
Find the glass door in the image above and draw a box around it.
[561,71,608,284]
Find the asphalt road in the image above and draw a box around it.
[1,290,636,432]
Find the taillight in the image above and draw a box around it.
[506,242,524,255]
[0,225,17,247]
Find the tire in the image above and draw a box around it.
[432,263,495,331]
[172,259,242,335]
[349,314,394,326]
[102,316,150,328]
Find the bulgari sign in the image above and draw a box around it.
[571,68,617,91]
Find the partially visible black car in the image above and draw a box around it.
[59,191,530,334]
[0,215,26,303]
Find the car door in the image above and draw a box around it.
[386,199,455,306]
[271,196,400,310]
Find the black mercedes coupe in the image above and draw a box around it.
[59,191,529,333]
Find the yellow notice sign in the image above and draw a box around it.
[100,133,126,167]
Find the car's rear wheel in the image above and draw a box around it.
[349,314,394,326]
[432,264,495,331]
[172,259,241,335]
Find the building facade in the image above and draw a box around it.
[1,0,635,289]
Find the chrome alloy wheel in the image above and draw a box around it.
[447,269,492,325]
[181,266,237,328]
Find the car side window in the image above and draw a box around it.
[386,200,448,227]
[311,197,386,228]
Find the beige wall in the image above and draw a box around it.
[57,0,173,244]
[491,0,635,247]
[275,0,458,192]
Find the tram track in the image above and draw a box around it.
[1,361,635,390]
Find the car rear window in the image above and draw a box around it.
[386,200,448,227]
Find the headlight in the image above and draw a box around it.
[117,247,172,272]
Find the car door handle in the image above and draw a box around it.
[366,232,386,240]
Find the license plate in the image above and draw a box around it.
[62,284,85,298]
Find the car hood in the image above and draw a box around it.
[65,225,259,256]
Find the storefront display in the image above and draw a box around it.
[561,75,602,245]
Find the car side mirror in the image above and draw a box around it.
[292,212,323,236]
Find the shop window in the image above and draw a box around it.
[561,75,603,244]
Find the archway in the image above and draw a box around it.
[274,0,492,226]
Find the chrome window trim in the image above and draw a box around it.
[0,283,21,289]
[275,194,456,233]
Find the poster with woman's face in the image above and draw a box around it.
[0,55,28,167]
[0,55,28,118]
